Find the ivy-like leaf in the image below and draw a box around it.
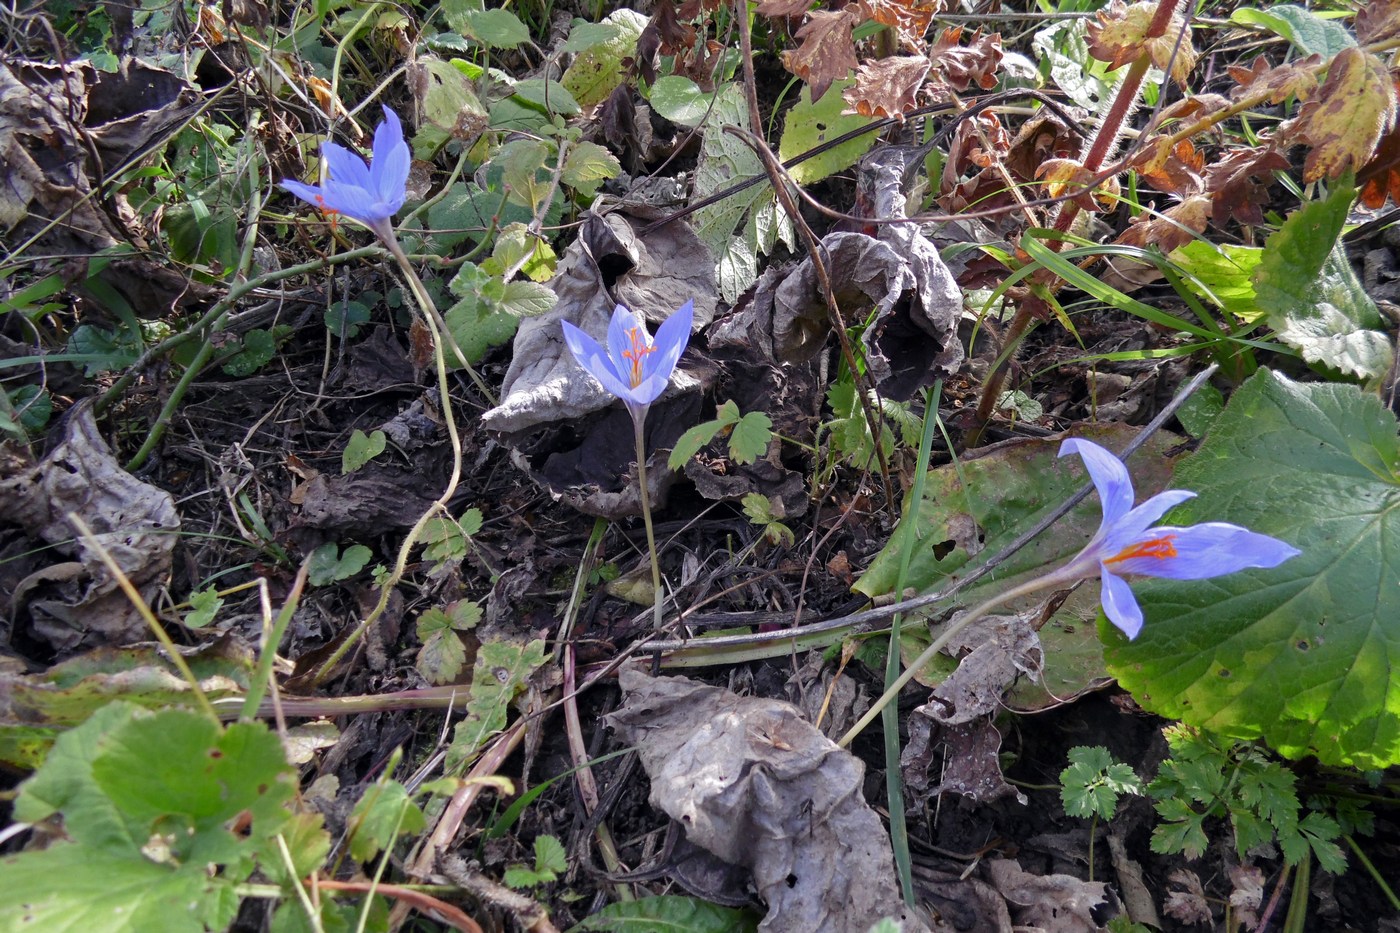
[342,429,387,474]
[416,600,482,684]
[348,777,425,862]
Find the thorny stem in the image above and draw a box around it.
[971,0,1184,443]
[633,411,666,630]
[838,566,1080,748]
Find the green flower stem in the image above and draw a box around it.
[310,235,468,685]
[838,567,1078,748]
[633,412,665,630]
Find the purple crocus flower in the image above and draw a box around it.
[1058,438,1300,640]
[281,105,410,242]
[561,301,694,418]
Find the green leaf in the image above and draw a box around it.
[1169,241,1264,322]
[448,638,549,769]
[421,508,482,564]
[67,324,141,375]
[417,57,487,136]
[325,300,371,339]
[463,8,529,48]
[669,419,726,470]
[575,895,760,932]
[222,329,277,377]
[561,21,623,54]
[649,75,713,127]
[1107,369,1400,769]
[186,586,223,628]
[562,140,621,196]
[1254,181,1392,380]
[348,778,425,862]
[416,600,482,684]
[561,9,647,107]
[306,543,373,586]
[488,223,557,282]
[497,280,558,317]
[0,846,235,933]
[729,411,773,464]
[741,492,779,526]
[778,77,877,185]
[343,429,387,473]
[499,138,553,211]
[1230,5,1355,57]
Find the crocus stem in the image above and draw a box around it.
[381,236,498,406]
[633,411,665,630]
[838,567,1078,747]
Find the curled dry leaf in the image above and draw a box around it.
[1358,81,1400,209]
[1203,145,1291,227]
[926,26,1003,97]
[1,402,179,656]
[1227,54,1321,105]
[1037,158,1120,212]
[856,0,942,52]
[481,204,718,519]
[1131,137,1204,198]
[608,667,928,933]
[1113,194,1212,255]
[844,55,932,119]
[1356,0,1400,45]
[984,858,1110,933]
[1163,869,1214,925]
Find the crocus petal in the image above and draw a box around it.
[321,140,373,191]
[606,305,643,381]
[318,178,380,219]
[280,179,329,209]
[562,320,636,400]
[371,106,410,210]
[1060,439,1134,526]
[1107,522,1301,580]
[1104,489,1197,548]
[648,299,693,382]
[1099,568,1145,639]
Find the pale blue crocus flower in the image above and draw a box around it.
[561,300,694,418]
[1058,438,1301,639]
[281,105,410,242]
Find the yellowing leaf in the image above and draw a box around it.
[1086,0,1197,86]
[1288,47,1397,182]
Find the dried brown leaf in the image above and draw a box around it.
[1037,157,1118,211]
[1227,54,1321,104]
[1113,193,1211,253]
[780,9,859,102]
[927,26,1003,95]
[1163,869,1213,925]
[1086,0,1197,86]
[1133,136,1204,197]
[1359,81,1400,208]
[1288,47,1397,181]
[856,0,941,51]
[755,0,812,16]
[1357,0,1400,44]
[1228,864,1265,931]
[844,54,932,119]
[1202,145,1290,227]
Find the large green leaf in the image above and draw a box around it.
[777,77,875,185]
[575,895,760,932]
[1254,182,1392,381]
[1109,369,1400,769]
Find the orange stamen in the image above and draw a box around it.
[1105,535,1178,565]
[621,326,655,388]
[314,194,341,232]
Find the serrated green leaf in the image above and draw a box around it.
[66,324,142,376]
[416,600,481,684]
[561,9,647,107]
[464,8,529,48]
[1108,369,1400,769]
[448,638,549,769]
[649,75,713,127]
[1254,182,1392,380]
[562,141,621,196]
[348,778,425,862]
[741,493,778,525]
[669,418,726,470]
[778,77,876,185]
[418,57,487,136]
[325,300,371,339]
[499,138,553,211]
[343,429,387,473]
[534,834,567,875]
[728,411,773,464]
[575,894,760,932]
[489,223,557,282]
[186,586,223,628]
[498,280,558,317]
[1151,811,1209,860]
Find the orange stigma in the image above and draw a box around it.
[1105,535,1178,565]
[621,326,655,387]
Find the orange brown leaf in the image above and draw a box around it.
[1201,146,1289,227]
[856,0,942,52]
[1113,194,1211,253]
[1358,80,1400,208]
[844,55,933,119]
[927,26,1003,96]
[1132,137,1204,198]
[780,9,859,102]
[1226,54,1320,104]
[1357,0,1400,44]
